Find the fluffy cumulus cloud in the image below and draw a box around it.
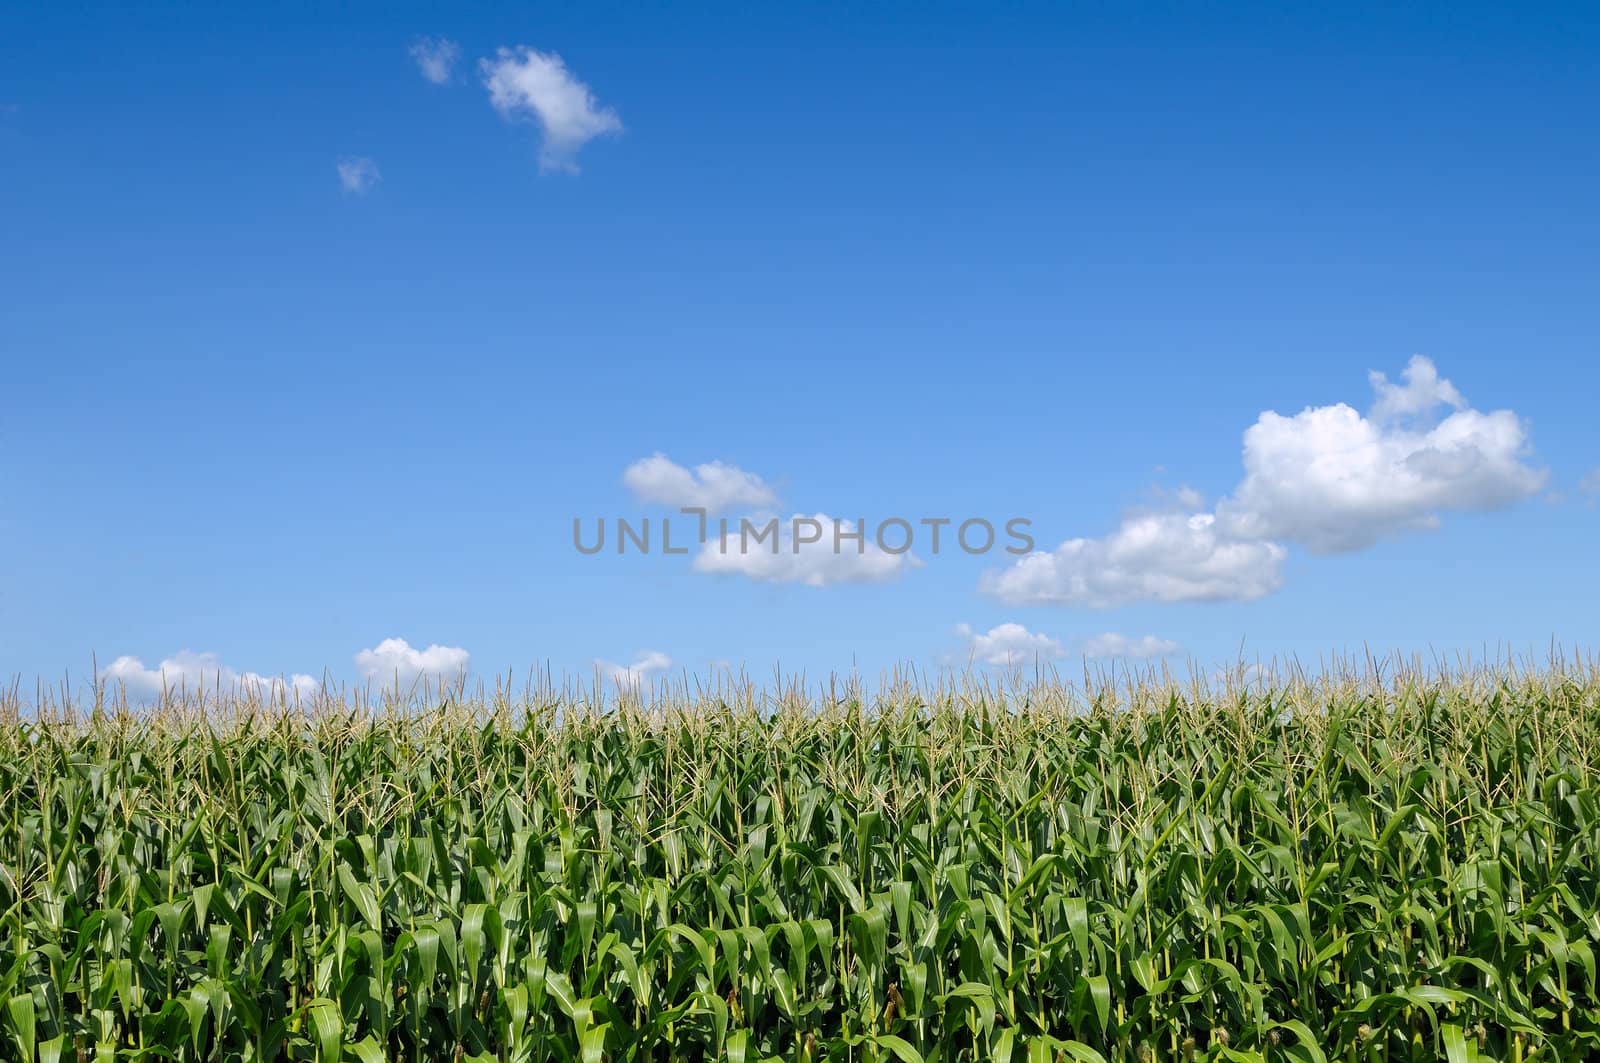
[623,453,778,512]
[1078,633,1183,660]
[100,651,318,701]
[409,37,460,84]
[336,156,381,194]
[480,46,621,172]
[981,511,1287,606]
[1216,356,1546,553]
[1580,468,1600,498]
[693,513,916,587]
[984,357,1543,606]
[596,650,672,689]
[354,638,470,689]
[956,622,1064,667]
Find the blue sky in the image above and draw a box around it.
[2,1,1597,696]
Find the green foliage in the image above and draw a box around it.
[2,668,1599,1061]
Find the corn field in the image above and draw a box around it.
[3,666,1599,1062]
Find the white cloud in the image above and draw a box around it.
[623,453,778,512]
[983,356,1543,605]
[410,36,461,85]
[1216,356,1545,553]
[1078,633,1183,660]
[981,511,1286,607]
[336,156,381,194]
[354,638,470,689]
[1170,485,1206,509]
[480,46,621,172]
[100,651,318,701]
[956,622,1064,667]
[1580,468,1600,498]
[694,513,917,587]
[1367,355,1465,423]
[596,650,672,689]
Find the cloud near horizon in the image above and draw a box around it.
[956,623,1183,667]
[596,650,673,689]
[100,651,318,701]
[1078,632,1183,660]
[956,622,1064,666]
[984,357,1544,606]
[354,638,470,689]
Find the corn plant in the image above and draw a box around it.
[1,664,1598,1061]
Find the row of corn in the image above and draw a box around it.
[2,669,1598,1060]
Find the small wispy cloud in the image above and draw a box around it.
[623,453,778,512]
[1078,633,1183,660]
[596,650,673,689]
[410,36,461,85]
[336,156,381,195]
[480,46,621,172]
[1580,467,1600,500]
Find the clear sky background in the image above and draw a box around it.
[2,1,1597,696]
